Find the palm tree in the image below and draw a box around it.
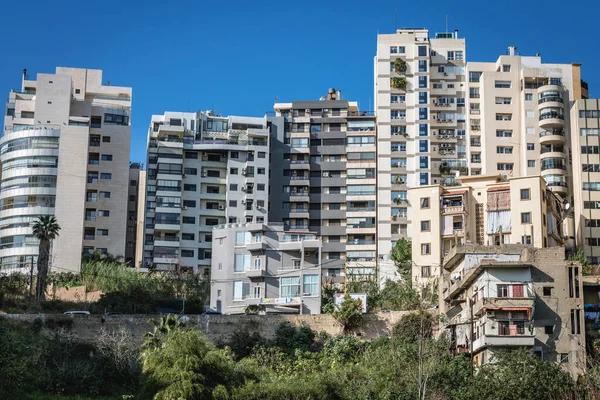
[32,215,61,300]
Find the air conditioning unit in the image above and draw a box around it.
[218,205,224,210]
[241,200,246,204]
[242,168,247,175]
[202,152,207,156]
[323,109,329,112]
[182,206,188,210]
[201,172,207,177]
[305,109,311,114]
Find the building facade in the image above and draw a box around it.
[125,162,143,266]
[271,90,377,280]
[143,111,270,273]
[441,245,585,378]
[466,48,588,195]
[408,175,565,286]
[1,67,132,272]
[375,28,467,261]
[210,222,322,314]
[571,99,600,264]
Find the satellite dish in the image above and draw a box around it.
[565,203,570,210]
[455,170,460,178]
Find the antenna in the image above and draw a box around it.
[446,13,448,34]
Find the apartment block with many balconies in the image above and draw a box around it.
[1,67,132,272]
[143,111,270,273]
[270,90,377,282]
[210,222,322,314]
[571,99,600,264]
[408,174,566,286]
[466,47,588,197]
[375,28,467,262]
[441,245,585,378]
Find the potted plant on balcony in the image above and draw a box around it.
[394,176,405,185]
[394,58,407,74]
[391,77,407,90]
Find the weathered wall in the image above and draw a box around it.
[1,311,416,343]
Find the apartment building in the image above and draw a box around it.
[466,47,588,196]
[441,245,585,378]
[270,89,377,281]
[125,162,143,266]
[210,222,322,314]
[143,111,270,273]
[571,99,600,264]
[408,175,565,286]
[1,67,131,272]
[134,169,146,269]
[375,28,467,260]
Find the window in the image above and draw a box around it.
[521,212,531,224]
[280,276,301,297]
[184,184,196,191]
[495,97,512,104]
[101,154,112,161]
[421,243,430,255]
[419,107,428,120]
[527,160,535,168]
[527,143,535,151]
[495,81,511,88]
[545,326,554,334]
[418,76,427,88]
[496,114,512,121]
[419,156,428,169]
[182,216,195,224]
[258,168,265,175]
[390,46,398,54]
[525,93,533,101]
[469,87,480,99]
[184,167,197,175]
[421,197,430,209]
[258,151,266,158]
[571,309,581,335]
[229,184,238,191]
[520,189,530,200]
[543,287,552,296]
[497,284,508,297]
[421,221,430,231]
[418,91,428,104]
[233,280,250,300]
[469,71,481,82]
[418,46,427,57]
[502,65,511,72]
[234,253,251,272]
[182,233,194,241]
[99,191,110,198]
[496,146,513,154]
[421,266,431,277]
[303,275,318,296]
[419,140,428,153]
[447,50,463,60]
[419,172,429,185]
[418,60,427,72]
[230,168,238,175]
[497,163,514,170]
[512,284,524,297]
[97,229,109,236]
[521,235,532,244]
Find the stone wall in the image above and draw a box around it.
[1,311,415,343]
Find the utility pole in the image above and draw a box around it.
[343,257,348,296]
[469,297,474,377]
[29,256,34,297]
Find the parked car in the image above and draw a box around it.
[63,311,90,315]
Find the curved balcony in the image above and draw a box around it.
[537,85,564,107]
[540,158,567,177]
[546,180,568,195]
[539,129,565,145]
[539,109,564,129]
[0,126,60,146]
[539,145,566,160]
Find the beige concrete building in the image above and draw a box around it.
[134,169,146,269]
[466,48,588,198]
[125,162,143,266]
[408,175,565,286]
[375,28,467,261]
[442,245,585,378]
[571,99,600,264]
[1,67,132,272]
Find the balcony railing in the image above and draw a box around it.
[539,130,564,138]
[539,113,564,121]
[538,96,563,104]
[540,147,565,154]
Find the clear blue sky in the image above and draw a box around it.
[1,0,598,164]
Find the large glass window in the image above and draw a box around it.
[280,277,301,297]
[234,254,251,272]
[233,280,250,300]
[303,275,318,296]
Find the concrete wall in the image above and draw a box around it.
[1,311,413,343]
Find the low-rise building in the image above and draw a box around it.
[408,175,566,287]
[442,245,585,378]
[210,222,322,314]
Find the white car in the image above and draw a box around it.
[63,311,91,315]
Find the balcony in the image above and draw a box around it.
[539,129,565,145]
[538,112,564,129]
[472,333,535,352]
[442,205,466,214]
[154,237,180,247]
[473,297,534,317]
[246,267,266,280]
[246,239,267,251]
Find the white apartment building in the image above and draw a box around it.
[143,111,270,273]
[375,28,467,260]
[571,99,600,264]
[1,67,132,272]
[466,48,588,197]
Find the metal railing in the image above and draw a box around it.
[538,96,563,104]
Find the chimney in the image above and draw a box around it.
[454,29,458,39]
[508,46,516,56]
[336,90,341,100]
[21,69,27,91]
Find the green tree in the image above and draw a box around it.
[32,216,61,300]
[333,294,363,333]
[570,250,593,275]
[141,327,239,399]
[390,238,412,277]
[81,249,123,264]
